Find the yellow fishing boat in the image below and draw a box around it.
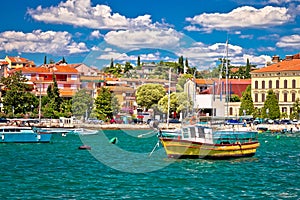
[158,125,260,159]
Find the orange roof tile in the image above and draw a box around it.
[7,56,29,63]
[195,79,214,85]
[252,58,300,73]
[9,64,78,74]
[53,65,79,73]
[0,61,9,65]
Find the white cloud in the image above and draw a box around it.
[0,30,88,55]
[239,35,254,39]
[184,25,201,31]
[174,41,269,69]
[185,6,293,32]
[27,0,163,30]
[276,34,300,48]
[104,28,183,50]
[257,46,277,52]
[90,30,102,39]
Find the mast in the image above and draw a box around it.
[167,68,171,128]
[38,84,42,124]
[225,40,229,118]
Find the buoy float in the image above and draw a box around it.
[78,145,91,150]
[276,135,280,140]
[109,137,118,144]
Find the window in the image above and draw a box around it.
[284,80,288,89]
[71,75,77,80]
[276,80,279,89]
[262,93,265,102]
[25,74,31,80]
[269,80,272,89]
[71,84,77,89]
[262,81,265,89]
[229,107,233,115]
[292,79,296,88]
[284,93,287,102]
[58,84,64,89]
[292,93,296,102]
[255,93,258,102]
[255,81,258,89]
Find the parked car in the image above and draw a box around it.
[168,118,181,123]
[253,119,261,125]
[280,119,292,125]
[0,118,9,123]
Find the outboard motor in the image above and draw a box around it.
[149,120,159,130]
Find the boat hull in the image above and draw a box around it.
[159,138,260,159]
[0,133,52,143]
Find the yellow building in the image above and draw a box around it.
[251,54,300,117]
[5,56,35,70]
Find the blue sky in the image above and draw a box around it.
[1,0,300,70]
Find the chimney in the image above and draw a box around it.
[272,55,280,63]
[285,55,293,60]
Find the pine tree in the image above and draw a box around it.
[262,89,280,119]
[239,85,254,116]
[137,56,141,67]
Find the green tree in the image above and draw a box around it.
[290,98,300,120]
[178,56,184,74]
[136,84,166,109]
[94,87,116,120]
[176,74,193,92]
[158,92,191,118]
[262,89,280,119]
[62,57,67,64]
[42,75,63,118]
[124,61,133,74]
[72,89,93,119]
[239,85,254,116]
[0,71,38,116]
[230,94,240,102]
[137,56,141,67]
[110,58,114,68]
[245,58,251,79]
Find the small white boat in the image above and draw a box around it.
[72,128,98,135]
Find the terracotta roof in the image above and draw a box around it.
[7,56,29,63]
[53,65,78,73]
[200,79,251,97]
[10,64,79,74]
[252,58,300,73]
[0,61,9,65]
[195,79,214,85]
[9,67,49,74]
[105,86,135,93]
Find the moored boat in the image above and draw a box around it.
[159,124,260,159]
[0,126,52,143]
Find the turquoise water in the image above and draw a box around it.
[1,129,299,199]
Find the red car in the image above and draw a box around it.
[110,118,116,124]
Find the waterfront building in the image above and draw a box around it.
[251,53,300,117]
[10,63,80,98]
[5,56,35,70]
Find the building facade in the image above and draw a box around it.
[251,54,300,117]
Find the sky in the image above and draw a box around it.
[1,0,300,70]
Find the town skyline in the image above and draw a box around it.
[1,0,300,70]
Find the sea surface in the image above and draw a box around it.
[1,129,299,199]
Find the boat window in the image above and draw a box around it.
[197,127,205,138]
[182,128,189,138]
[190,127,196,138]
[4,129,9,132]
